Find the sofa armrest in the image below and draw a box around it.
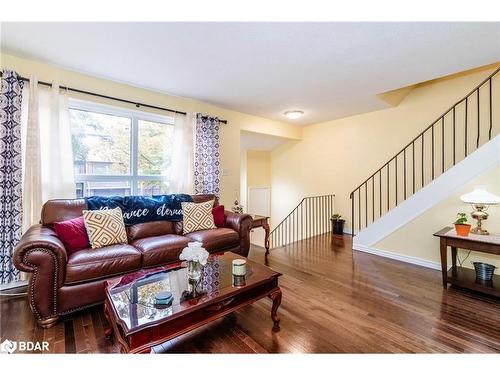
[14,224,68,272]
[224,211,253,257]
[13,224,68,320]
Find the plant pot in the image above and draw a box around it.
[331,219,345,235]
[472,262,497,281]
[454,223,471,237]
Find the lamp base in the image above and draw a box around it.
[471,227,489,235]
[471,204,489,235]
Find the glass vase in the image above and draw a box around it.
[187,260,202,282]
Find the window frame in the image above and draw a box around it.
[69,99,175,196]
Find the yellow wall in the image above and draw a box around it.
[271,65,500,231]
[375,166,500,269]
[245,150,271,246]
[0,52,301,207]
[246,150,271,188]
[239,150,248,209]
[239,149,271,212]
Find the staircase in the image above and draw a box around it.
[350,67,500,237]
[269,194,335,249]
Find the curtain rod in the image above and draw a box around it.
[1,72,228,124]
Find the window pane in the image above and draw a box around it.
[138,120,174,176]
[70,109,131,175]
[75,182,84,198]
[138,180,169,196]
[77,180,131,197]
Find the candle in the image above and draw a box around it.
[232,259,247,276]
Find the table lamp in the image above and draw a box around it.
[460,186,500,235]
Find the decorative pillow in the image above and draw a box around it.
[181,200,216,234]
[53,216,90,254]
[82,207,128,249]
[212,205,226,227]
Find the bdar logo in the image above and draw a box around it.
[1,339,17,354]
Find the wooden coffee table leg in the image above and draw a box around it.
[268,288,282,331]
[103,302,113,339]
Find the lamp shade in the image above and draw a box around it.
[460,186,500,205]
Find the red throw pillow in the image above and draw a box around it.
[212,205,226,227]
[53,216,90,254]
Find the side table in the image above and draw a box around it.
[434,226,500,298]
[251,215,271,255]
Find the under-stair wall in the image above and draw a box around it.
[371,165,500,270]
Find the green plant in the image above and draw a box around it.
[454,213,468,225]
[331,214,342,220]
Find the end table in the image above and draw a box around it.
[251,215,271,255]
[434,226,500,298]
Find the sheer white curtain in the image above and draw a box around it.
[168,112,194,194]
[22,77,75,232]
[41,82,75,200]
[22,77,42,233]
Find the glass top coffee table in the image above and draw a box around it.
[104,251,282,353]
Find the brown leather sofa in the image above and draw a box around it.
[13,194,253,328]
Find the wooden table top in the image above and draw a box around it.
[105,251,281,334]
[434,226,500,246]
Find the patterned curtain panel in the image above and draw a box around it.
[194,114,221,197]
[0,70,24,284]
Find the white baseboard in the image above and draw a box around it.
[352,243,443,271]
[0,279,28,291]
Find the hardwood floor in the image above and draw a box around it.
[1,233,500,353]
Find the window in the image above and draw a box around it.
[69,100,175,197]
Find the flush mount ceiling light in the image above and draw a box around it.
[284,110,304,120]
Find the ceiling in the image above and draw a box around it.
[1,22,499,125]
[240,130,290,151]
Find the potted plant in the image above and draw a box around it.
[454,213,471,237]
[330,214,345,235]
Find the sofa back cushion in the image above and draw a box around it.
[191,194,219,205]
[42,199,87,226]
[126,220,176,242]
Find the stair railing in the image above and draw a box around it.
[269,194,335,249]
[350,67,500,236]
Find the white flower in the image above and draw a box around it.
[180,242,210,266]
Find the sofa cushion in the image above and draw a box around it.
[181,200,216,234]
[127,220,175,242]
[132,234,191,268]
[53,216,90,254]
[212,205,226,227]
[83,207,128,249]
[184,228,239,252]
[65,244,141,285]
